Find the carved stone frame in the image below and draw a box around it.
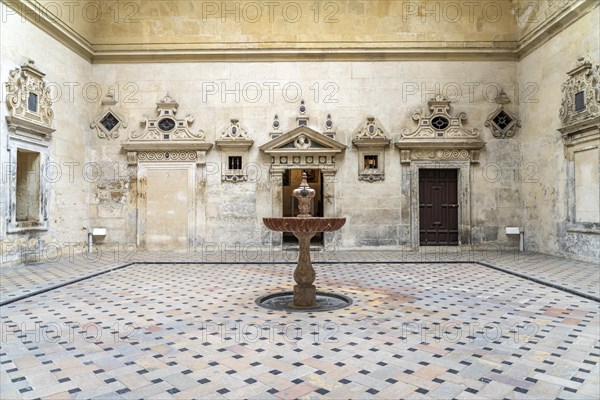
[122,95,213,250]
[4,60,54,233]
[215,119,254,183]
[396,94,484,247]
[352,117,391,182]
[558,57,600,235]
[401,161,472,248]
[260,125,346,248]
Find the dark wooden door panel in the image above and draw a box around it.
[419,169,459,245]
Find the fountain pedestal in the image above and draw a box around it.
[260,172,349,311]
[293,232,317,307]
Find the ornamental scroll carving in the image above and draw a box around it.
[129,94,205,142]
[90,93,128,140]
[484,89,521,138]
[401,94,479,139]
[122,94,212,165]
[395,94,484,164]
[5,59,55,137]
[559,56,600,135]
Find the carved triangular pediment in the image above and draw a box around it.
[260,125,346,155]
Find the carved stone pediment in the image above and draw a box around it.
[352,116,391,148]
[5,59,55,139]
[122,94,212,164]
[260,125,346,155]
[215,118,253,150]
[558,56,600,147]
[123,94,212,164]
[396,94,484,164]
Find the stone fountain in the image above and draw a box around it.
[258,172,351,311]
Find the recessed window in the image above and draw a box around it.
[431,116,449,130]
[298,119,308,126]
[228,156,242,170]
[100,112,119,132]
[364,155,378,169]
[575,91,585,111]
[158,118,176,132]
[16,149,41,222]
[27,92,38,112]
[493,110,513,130]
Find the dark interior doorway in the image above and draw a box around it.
[282,169,324,246]
[419,169,459,245]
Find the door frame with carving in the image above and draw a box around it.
[137,161,197,251]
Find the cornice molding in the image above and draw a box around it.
[91,46,519,63]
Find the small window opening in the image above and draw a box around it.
[229,156,243,170]
[364,155,378,169]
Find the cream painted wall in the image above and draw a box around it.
[1,14,92,264]
[518,5,600,260]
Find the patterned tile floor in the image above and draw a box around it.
[1,248,599,304]
[1,253,599,399]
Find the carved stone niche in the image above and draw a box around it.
[558,56,600,147]
[122,94,212,165]
[558,57,600,233]
[395,94,485,164]
[485,89,521,138]
[352,117,391,182]
[4,59,55,233]
[5,59,55,138]
[215,118,254,182]
[90,93,128,139]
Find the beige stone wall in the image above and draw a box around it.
[90,59,520,250]
[60,0,517,49]
[518,4,599,259]
[1,15,92,264]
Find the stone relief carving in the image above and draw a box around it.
[90,93,128,139]
[215,119,254,183]
[5,59,55,137]
[137,151,198,162]
[218,118,250,141]
[402,94,479,139]
[122,94,212,165]
[129,94,205,141]
[352,117,391,182]
[323,113,336,139]
[294,135,311,149]
[559,56,600,134]
[484,89,521,138]
[412,149,471,160]
[396,94,484,164]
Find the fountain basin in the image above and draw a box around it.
[256,291,353,312]
[263,217,346,233]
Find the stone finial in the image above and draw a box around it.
[292,172,315,218]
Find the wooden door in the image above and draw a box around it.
[419,169,459,245]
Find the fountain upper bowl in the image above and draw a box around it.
[263,217,346,233]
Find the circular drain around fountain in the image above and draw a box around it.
[256,291,352,312]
